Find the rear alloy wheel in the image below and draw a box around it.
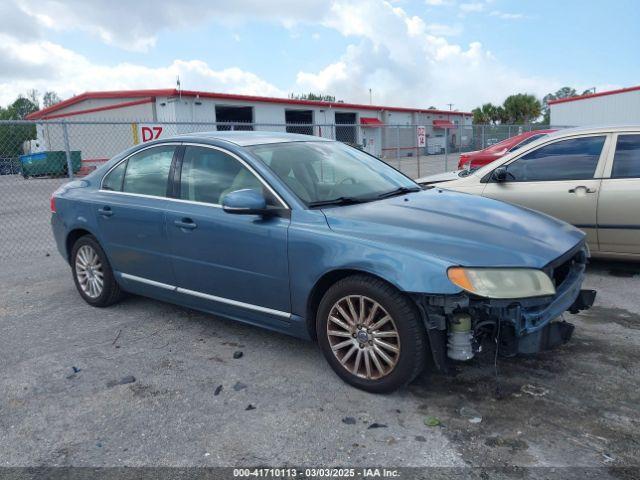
[71,235,123,307]
[317,275,427,393]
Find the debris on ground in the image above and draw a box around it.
[342,417,356,425]
[245,404,256,411]
[423,416,441,427]
[367,423,387,429]
[521,384,549,397]
[459,406,482,424]
[214,385,223,396]
[233,382,247,391]
[233,351,243,359]
[415,436,427,442]
[106,375,136,388]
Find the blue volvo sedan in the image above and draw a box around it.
[51,132,595,392]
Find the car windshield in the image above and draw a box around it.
[248,141,419,206]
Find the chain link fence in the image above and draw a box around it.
[0,119,568,260]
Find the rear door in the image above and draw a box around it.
[597,132,640,254]
[95,144,177,285]
[480,134,610,253]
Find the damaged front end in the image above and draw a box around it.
[414,244,596,372]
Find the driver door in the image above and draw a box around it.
[165,145,291,325]
[481,134,611,252]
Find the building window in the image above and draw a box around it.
[285,110,314,135]
[334,112,357,144]
[215,105,254,131]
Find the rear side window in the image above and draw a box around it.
[612,134,640,179]
[121,146,175,197]
[505,136,605,182]
[102,160,127,191]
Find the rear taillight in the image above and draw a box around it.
[50,195,56,213]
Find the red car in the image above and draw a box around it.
[458,129,557,170]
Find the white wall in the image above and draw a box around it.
[550,90,640,126]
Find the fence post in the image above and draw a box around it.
[62,121,74,179]
[481,125,485,149]
[444,127,448,171]
[396,125,400,169]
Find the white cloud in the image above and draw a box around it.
[1,0,559,111]
[459,2,485,13]
[425,0,454,6]
[0,34,284,106]
[296,1,556,109]
[490,10,525,20]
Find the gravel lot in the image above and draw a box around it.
[0,174,639,476]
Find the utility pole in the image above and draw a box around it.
[369,88,372,105]
[446,103,454,111]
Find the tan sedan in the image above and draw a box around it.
[417,126,640,259]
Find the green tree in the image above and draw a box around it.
[289,92,337,102]
[0,95,40,160]
[502,94,542,124]
[471,103,505,124]
[43,91,62,108]
[541,86,579,124]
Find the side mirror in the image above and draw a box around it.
[493,166,508,182]
[222,189,268,215]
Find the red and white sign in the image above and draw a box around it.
[417,126,426,148]
[137,124,168,143]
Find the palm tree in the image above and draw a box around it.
[502,94,542,124]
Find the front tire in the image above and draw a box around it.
[316,275,427,393]
[70,235,122,307]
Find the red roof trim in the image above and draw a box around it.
[548,85,640,105]
[27,97,154,120]
[26,88,472,119]
[360,117,384,125]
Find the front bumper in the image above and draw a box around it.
[415,242,596,369]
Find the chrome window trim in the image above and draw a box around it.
[99,141,289,210]
[119,272,291,318]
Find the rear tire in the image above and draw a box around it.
[316,274,427,393]
[70,235,122,307]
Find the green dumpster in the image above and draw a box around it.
[19,151,82,177]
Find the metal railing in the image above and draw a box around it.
[0,119,568,259]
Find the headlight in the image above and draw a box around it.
[447,267,555,299]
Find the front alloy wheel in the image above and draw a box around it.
[327,295,401,380]
[317,275,427,393]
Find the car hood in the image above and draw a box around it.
[322,188,584,269]
[416,170,466,184]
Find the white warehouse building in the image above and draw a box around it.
[550,85,640,126]
[26,89,472,162]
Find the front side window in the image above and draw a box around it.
[504,136,605,182]
[612,134,640,179]
[507,133,546,153]
[121,146,175,196]
[248,141,418,205]
[179,146,267,205]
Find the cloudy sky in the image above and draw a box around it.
[1,0,638,110]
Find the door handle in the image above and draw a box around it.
[98,206,113,217]
[568,186,597,194]
[174,218,197,230]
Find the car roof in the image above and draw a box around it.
[174,130,334,146]
[545,124,640,138]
